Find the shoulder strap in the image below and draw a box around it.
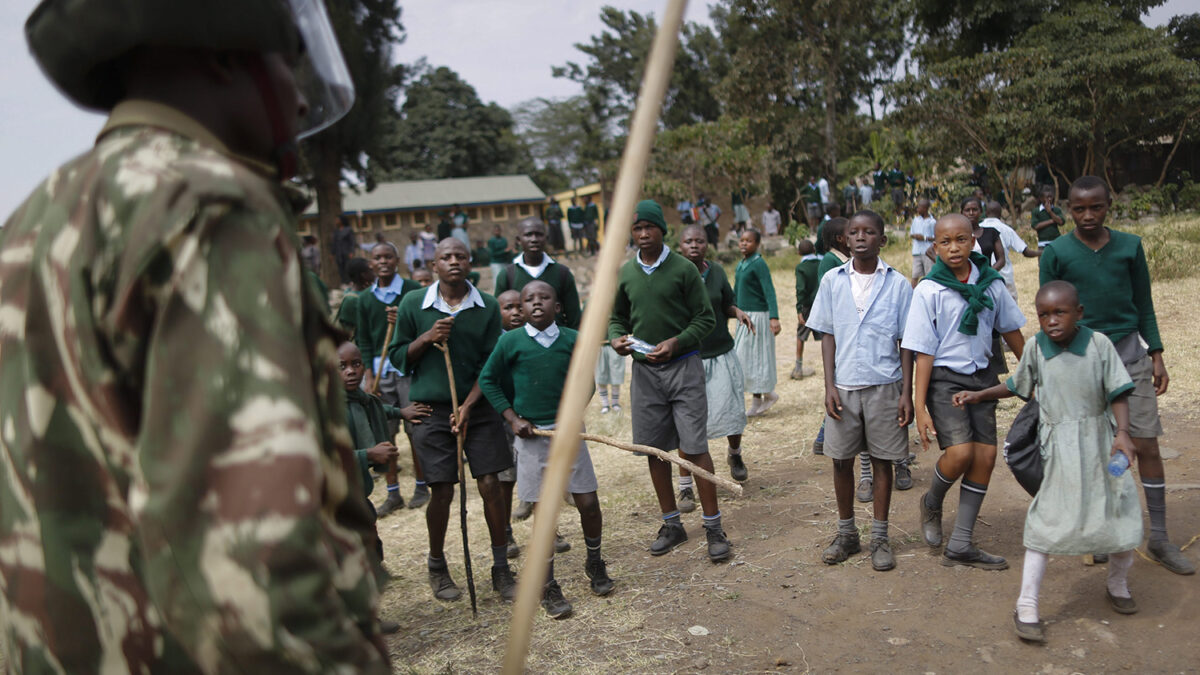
[504,263,517,288]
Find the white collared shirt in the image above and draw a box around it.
[524,321,560,348]
[421,280,486,317]
[637,245,670,275]
[514,252,554,279]
[847,258,888,317]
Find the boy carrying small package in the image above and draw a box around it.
[807,210,913,571]
[953,281,1141,642]
[479,281,614,619]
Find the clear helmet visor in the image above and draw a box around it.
[289,0,355,139]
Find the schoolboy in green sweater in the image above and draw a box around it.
[1039,176,1192,575]
[479,281,614,619]
[388,237,518,602]
[792,238,821,380]
[609,200,732,563]
[356,240,427,513]
[494,219,582,328]
[1030,187,1065,248]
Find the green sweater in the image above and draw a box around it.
[583,204,599,223]
[699,262,736,359]
[734,253,779,318]
[355,278,422,371]
[1039,228,1162,352]
[608,250,715,362]
[794,255,820,314]
[337,290,361,336]
[817,249,847,281]
[479,326,577,426]
[388,288,502,404]
[1030,205,1064,243]
[487,235,509,259]
[493,258,582,329]
[472,247,492,267]
[345,388,403,497]
[567,205,584,226]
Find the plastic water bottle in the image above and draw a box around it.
[1108,452,1130,477]
[627,336,657,355]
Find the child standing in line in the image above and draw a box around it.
[811,217,849,456]
[479,281,615,619]
[902,214,1026,570]
[953,281,1141,643]
[808,210,913,572]
[791,239,821,380]
[388,238,518,603]
[909,198,936,288]
[610,200,731,563]
[1039,176,1192,575]
[1030,187,1065,248]
[734,229,781,417]
[680,225,754,493]
[357,240,427,513]
[494,289,525,554]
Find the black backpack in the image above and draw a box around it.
[1003,399,1042,497]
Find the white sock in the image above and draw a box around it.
[678,475,694,491]
[1107,550,1135,598]
[1016,549,1048,623]
[598,387,609,407]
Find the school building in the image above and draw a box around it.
[298,175,547,243]
[548,182,608,242]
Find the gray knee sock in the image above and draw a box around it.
[946,479,987,554]
[702,511,723,533]
[925,464,956,509]
[1143,479,1168,543]
[859,452,873,480]
[838,517,856,536]
[871,519,888,541]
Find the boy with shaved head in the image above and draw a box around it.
[494,218,582,329]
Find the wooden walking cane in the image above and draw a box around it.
[433,341,478,616]
[503,0,688,671]
[369,314,397,395]
[531,429,743,496]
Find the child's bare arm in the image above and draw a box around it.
[952,382,1012,407]
[399,402,433,424]
[500,407,535,439]
[1110,393,1137,464]
[821,334,841,420]
[1001,328,1025,360]
[913,352,936,451]
[897,347,914,427]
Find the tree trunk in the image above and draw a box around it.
[313,131,346,289]
[1156,113,1195,188]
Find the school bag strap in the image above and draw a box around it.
[1003,399,1042,497]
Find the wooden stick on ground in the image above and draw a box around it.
[531,429,743,497]
[502,1,688,671]
[433,341,477,616]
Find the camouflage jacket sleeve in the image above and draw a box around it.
[127,198,388,673]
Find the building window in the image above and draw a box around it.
[493,205,506,219]
[467,208,479,220]
[383,212,400,229]
[413,211,427,224]
[354,215,371,231]
[518,204,531,216]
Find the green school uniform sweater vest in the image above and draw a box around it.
[794,258,819,313]
[817,249,847,281]
[487,236,509,260]
[608,250,715,362]
[493,259,583,329]
[388,289,502,404]
[1030,205,1063,244]
[735,253,779,318]
[699,262,736,359]
[345,388,403,497]
[478,327,577,426]
[1039,228,1162,352]
[355,278,422,370]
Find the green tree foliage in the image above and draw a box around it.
[511,96,612,191]
[644,117,769,202]
[302,0,406,286]
[387,66,532,180]
[1169,13,1200,63]
[552,6,729,130]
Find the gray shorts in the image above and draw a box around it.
[377,372,412,437]
[514,434,599,503]
[911,254,932,280]
[824,381,910,461]
[1122,355,1163,438]
[927,366,998,449]
[631,355,709,455]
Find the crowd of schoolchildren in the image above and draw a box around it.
[323,175,1191,642]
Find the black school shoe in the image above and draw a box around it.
[706,527,732,563]
[1106,589,1138,615]
[728,453,748,482]
[822,532,862,564]
[894,461,914,491]
[1012,611,1045,643]
[491,564,517,602]
[1147,539,1197,575]
[649,523,688,555]
[376,491,405,517]
[870,538,895,571]
[506,531,521,559]
[585,558,615,596]
[918,492,943,548]
[428,565,461,601]
[942,546,1009,570]
[541,580,573,619]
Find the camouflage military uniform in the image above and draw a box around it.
[0,100,389,673]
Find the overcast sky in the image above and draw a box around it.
[0,0,1190,219]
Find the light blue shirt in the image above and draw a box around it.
[807,259,912,387]
[910,214,936,256]
[370,275,409,377]
[637,245,671,275]
[901,263,1026,374]
[524,321,560,348]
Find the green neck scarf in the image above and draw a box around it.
[924,252,1005,336]
[344,387,388,449]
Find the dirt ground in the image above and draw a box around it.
[370,240,1200,674]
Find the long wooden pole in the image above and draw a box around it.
[531,429,743,496]
[434,342,477,616]
[502,1,688,670]
[369,317,396,395]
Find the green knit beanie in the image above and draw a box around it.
[634,199,668,233]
